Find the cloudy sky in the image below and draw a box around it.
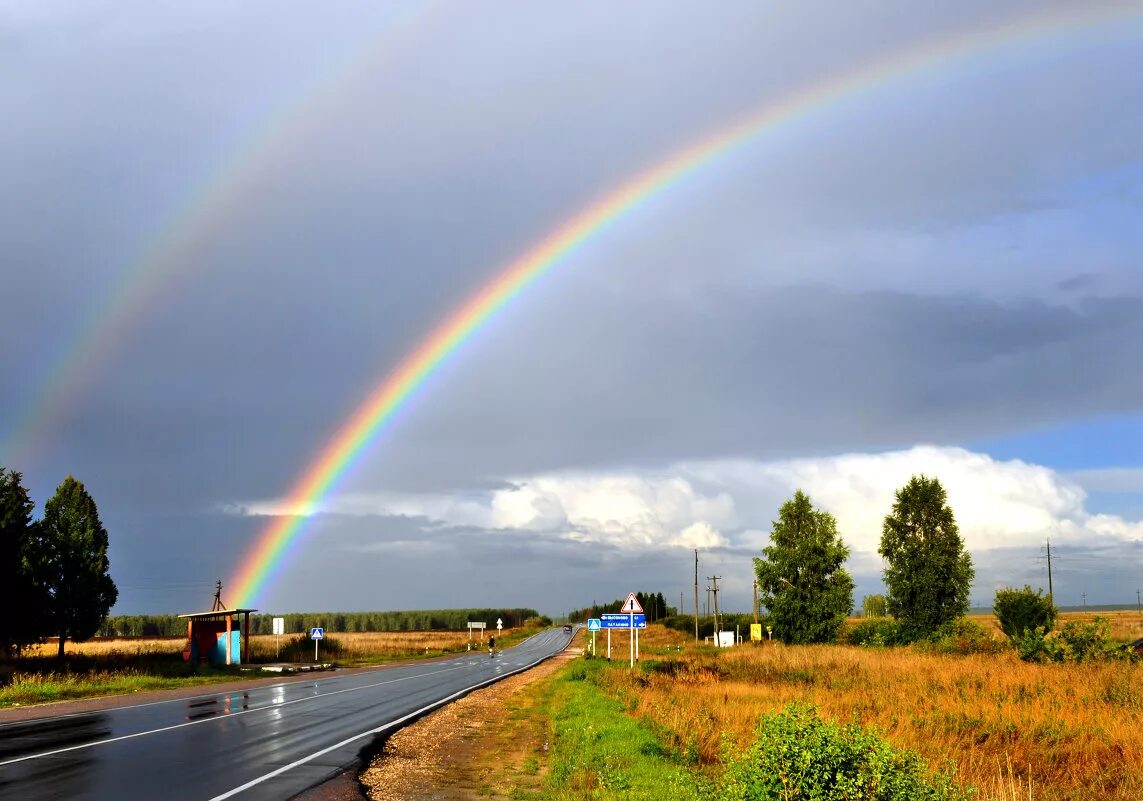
[2,1,1142,617]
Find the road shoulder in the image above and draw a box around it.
[358,649,579,800]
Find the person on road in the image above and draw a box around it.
[488,636,495,657]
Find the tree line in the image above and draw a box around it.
[755,475,974,645]
[568,591,674,623]
[1,468,118,657]
[101,607,545,637]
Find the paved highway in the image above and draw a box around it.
[0,627,574,800]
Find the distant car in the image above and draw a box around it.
[563,624,573,633]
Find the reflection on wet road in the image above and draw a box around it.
[0,628,572,800]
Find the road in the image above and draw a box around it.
[0,627,574,800]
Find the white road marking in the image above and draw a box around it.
[0,663,471,767]
[206,650,552,800]
[0,658,466,730]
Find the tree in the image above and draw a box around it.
[879,475,974,641]
[994,585,1056,639]
[36,476,118,657]
[861,594,887,618]
[0,468,44,654]
[754,490,854,644]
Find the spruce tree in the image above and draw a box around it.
[38,476,119,657]
[879,475,974,641]
[0,468,43,654]
[754,490,854,644]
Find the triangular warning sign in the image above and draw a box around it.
[620,593,644,614]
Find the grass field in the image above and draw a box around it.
[1,627,537,708]
[588,619,1143,801]
[19,627,527,661]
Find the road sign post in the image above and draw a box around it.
[310,626,324,662]
[587,619,602,656]
[467,621,486,650]
[496,618,503,637]
[273,617,285,659]
[620,593,644,668]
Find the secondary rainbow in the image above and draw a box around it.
[223,3,1138,605]
[0,3,439,466]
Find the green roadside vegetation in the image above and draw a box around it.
[504,657,711,800]
[504,655,977,801]
[0,669,247,708]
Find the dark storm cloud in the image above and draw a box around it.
[266,512,711,616]
[339,285,1143,494]
[2,1,1140,612]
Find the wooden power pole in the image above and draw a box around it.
[693,549,699,642]
[708,575,722,644]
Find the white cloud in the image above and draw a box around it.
[241,446,1143,564]
[685,445,1100,555]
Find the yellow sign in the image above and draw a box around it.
[750,624,762,642]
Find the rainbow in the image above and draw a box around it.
[229,3,1143,603]
[0,3,440,466]
[229,4,1143,606]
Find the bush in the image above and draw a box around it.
[845,618,903,648]
[661,614,759,640]
[721,702,974,800]
[278,633,343,662]
[993,586,1055,639]
[920,619,1006,656]
[1014,617,1136,663]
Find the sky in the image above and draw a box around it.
[2,1,1142,617]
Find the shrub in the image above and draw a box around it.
[993,586,1056,639]
[278,633,343,662]
[721,702,974,800]
[1014,617,1136,663]
[1058,617,1120,662]
[845,618,903,648]
[921,619,1006,656]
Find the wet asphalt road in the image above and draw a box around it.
[0,627,573,800]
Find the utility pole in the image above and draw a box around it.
[693,549,699,642]
[1082,592,1087,609]
[708,575,722,645]
[1046,538,1053,602]
[753,579,759,624]
[1137,589,1141,615]
[705,586,710,619]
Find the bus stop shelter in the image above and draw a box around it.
[179,608,256,666]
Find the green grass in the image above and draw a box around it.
[0,670,247,707]
[523,659,709,800]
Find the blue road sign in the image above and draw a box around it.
[600,613,646,629]
[587,618,602,631]
[310,627,324,640]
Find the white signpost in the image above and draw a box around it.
[273,617,285,659]
[587,618,601,656]
[467,621,486,650]
[620,593,644,668]
[310,627,324,661]
[496,618,503,636]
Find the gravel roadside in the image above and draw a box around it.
[358,649,580,800]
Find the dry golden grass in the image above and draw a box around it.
[602,625,1143,801]
[843,611,1143,643]
[248,630,484,661]
[27,629,524,661]
[24,637,185,658]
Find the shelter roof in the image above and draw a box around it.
[178,608,257,620]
